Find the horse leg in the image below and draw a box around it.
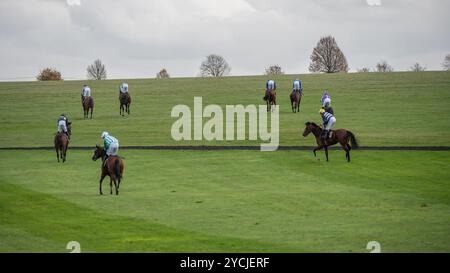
[324,146,329,162]
[313,145,323,161]
[55,146,60,162]
[63,144,68,163]
[99,174,106,195]
[90,106,93,119]
[109,178,113,195]
[115,179,119,195]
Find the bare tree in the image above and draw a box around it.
[36,67,62,81]
[156,68,170,79]
[442,54,450,71]
[200,54,230,77]
[309,36,348,73]
[357,67,371,73]
[410,63,426,72]
[87,59,107,80]
[375,61,394,72]
[265,64,284,75]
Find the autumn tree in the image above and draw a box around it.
[36,68,62,81]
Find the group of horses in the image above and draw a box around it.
[264,90,302,113]
[53,91,131,195]
[264,88,358,162]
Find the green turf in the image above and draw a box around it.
[1,150,449,252]
[0,72,449,147]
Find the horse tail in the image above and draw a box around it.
[347,131,359,149]
[114,158,122,180]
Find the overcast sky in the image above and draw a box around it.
[0,0,449,80]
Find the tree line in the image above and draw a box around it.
[37,36,450,80]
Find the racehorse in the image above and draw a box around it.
[92,145,124,195]
[290,91,302,113]
[83,96,94,119]
[302,122,358,162]
[54,122,71,163]
[264,90,277,112]
[119,92,131,116]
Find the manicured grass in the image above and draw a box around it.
[1,150,449,252]
[0,72,449,147]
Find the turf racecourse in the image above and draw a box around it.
[0,72,449,252]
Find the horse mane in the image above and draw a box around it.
[305,121,320,128]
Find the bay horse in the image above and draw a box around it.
[264,90,277,112]
[290,91,302,113]
[119,92,131,116]
[302,122,358,162]
[83,96,94,119]
[91,145,124,195]
[54,122,71,163]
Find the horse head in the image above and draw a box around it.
[303,122,321,137]
[92,145,105,161]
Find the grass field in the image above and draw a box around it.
[1,150,449,252]
[0,72,450,252]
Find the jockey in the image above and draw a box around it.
[292,79,303,95]
[101,131,119,157]
[57,113,70,139]
[321,90,331,107]
[119,83,129,95]
[320,108,336,140]
[81,85,91,102]
[264,79,276,100]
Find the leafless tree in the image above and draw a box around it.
[375,61,394,72]
[87,59,107,80]
[156,68,170,79]
[357,67,371,73]
[36,68,62,81]
[265,64,284,75]
[200,54,230,77]
[410,63,426,72]
[309,36,348,73]
[442,54,450,71]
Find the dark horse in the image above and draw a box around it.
[290,91,302,113]
[302,122,358,162]
[83,96,94,119]
[264,90,277,112]
[54,122,71,163]
[119,92,131,116]
[92,145,124,195]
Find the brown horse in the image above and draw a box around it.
[290,91,302,113]
[302,122,358,162]
[119,92,131,116]
[54,122,71,163]
[92,145,124,195]
[83,96,94,119]
[264,90,277,112]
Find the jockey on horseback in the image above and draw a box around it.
[119,83,129,95]
[292,79,303,96]
[264,79,276,101]
[81,85,91,103]
[320,108,336,141]
[57,113,70,139]
[321,90,331,107]
[101,131,119,159]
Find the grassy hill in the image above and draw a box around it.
[0,71,449,147]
